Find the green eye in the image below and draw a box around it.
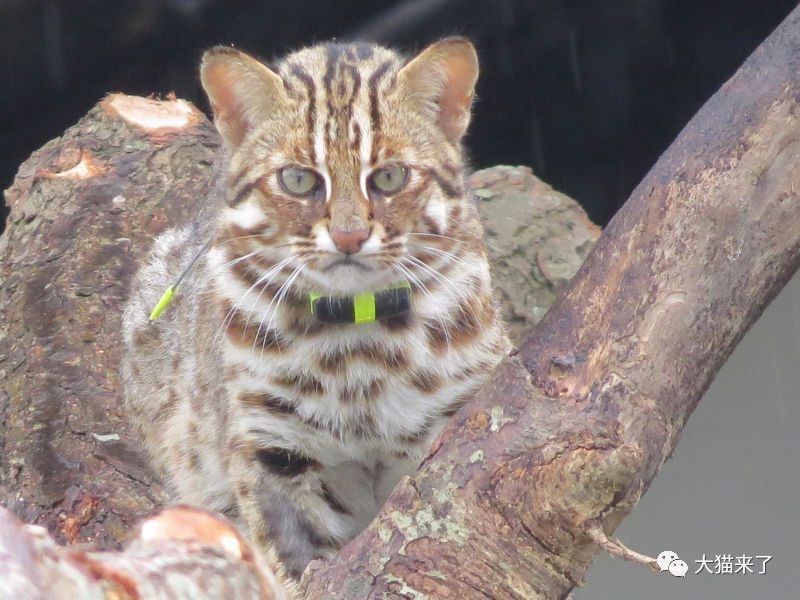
[279,166,321,197]
[369,165,409,195]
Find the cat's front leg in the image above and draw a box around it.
[229,443,338,578]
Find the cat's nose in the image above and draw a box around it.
[330,227,370,254]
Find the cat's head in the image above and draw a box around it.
[201,40,480,296]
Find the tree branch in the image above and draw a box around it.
[301,6,800,598]
[0,505,291,599]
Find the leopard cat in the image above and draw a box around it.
[122,38,510,586]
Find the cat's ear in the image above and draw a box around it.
[200,47,288,148]
[397,38,478,143]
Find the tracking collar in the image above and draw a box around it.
[309,282,412,324]
[148,238,412,326]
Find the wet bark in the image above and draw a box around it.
[1,4,799,597]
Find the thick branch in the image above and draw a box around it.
[302,7,800,599]
[0,505,289,599]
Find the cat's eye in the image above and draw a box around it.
[368,165,409,195]
[278,166,322,198]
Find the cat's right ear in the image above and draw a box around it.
[397,38,479,143]
[200,47,288,149]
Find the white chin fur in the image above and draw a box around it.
[304,262,401,296]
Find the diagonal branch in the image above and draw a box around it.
[301,6,800,598]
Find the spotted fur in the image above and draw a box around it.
[122,39,510,583]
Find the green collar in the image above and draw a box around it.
[309,282,411,324]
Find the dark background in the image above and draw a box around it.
[1,0,797,231]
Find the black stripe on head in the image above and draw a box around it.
[441,161,460,178]
[352,121,362,152]
[229,166,251,189]
[368,60,392,163]
[323,43,346,94]
[323,44,346,152]
[256,447,321,477]
[339,62,362,145]
[289,65,317,164]
[229,179,258,207]
[342,63,362,103]
[428,168,461,198]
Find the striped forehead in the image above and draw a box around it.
[278,43,401,172]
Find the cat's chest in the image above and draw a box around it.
[221,314,476,447]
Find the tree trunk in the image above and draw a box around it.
[1,5,799,597]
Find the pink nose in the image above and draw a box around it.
[330,227,370,254]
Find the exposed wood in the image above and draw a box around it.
[0,505,288,600]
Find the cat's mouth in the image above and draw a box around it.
[323,256,373,272]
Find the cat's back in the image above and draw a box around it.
[121,223,219,475]
[122,151,227,428]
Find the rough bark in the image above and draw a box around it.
[0,95,217,550]
[0,504,288,600]
[1,4,799,595]
[474,167,599,345]
[302,6,800,599]
[0,95,593,552]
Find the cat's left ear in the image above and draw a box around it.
[200,46,288,149]
[397,38,478,143]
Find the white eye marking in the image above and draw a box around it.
[357,107,373,200]
[319,167,332,203]
[359,164,370,201]
[425,196,448,232]
[314,108,328,192]
[224,202,267,229]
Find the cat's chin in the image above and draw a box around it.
[321,256,373,273]
[304,265,403,296]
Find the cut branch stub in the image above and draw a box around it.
[0,505,289,599]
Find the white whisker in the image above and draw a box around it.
[407,244,470,270]
[406,231,462,244]
[212,255,294,347]
[394,261,455,368]
[404,254,461,299]
[259,262,307,364]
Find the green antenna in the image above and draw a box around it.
[149,239,212,321]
